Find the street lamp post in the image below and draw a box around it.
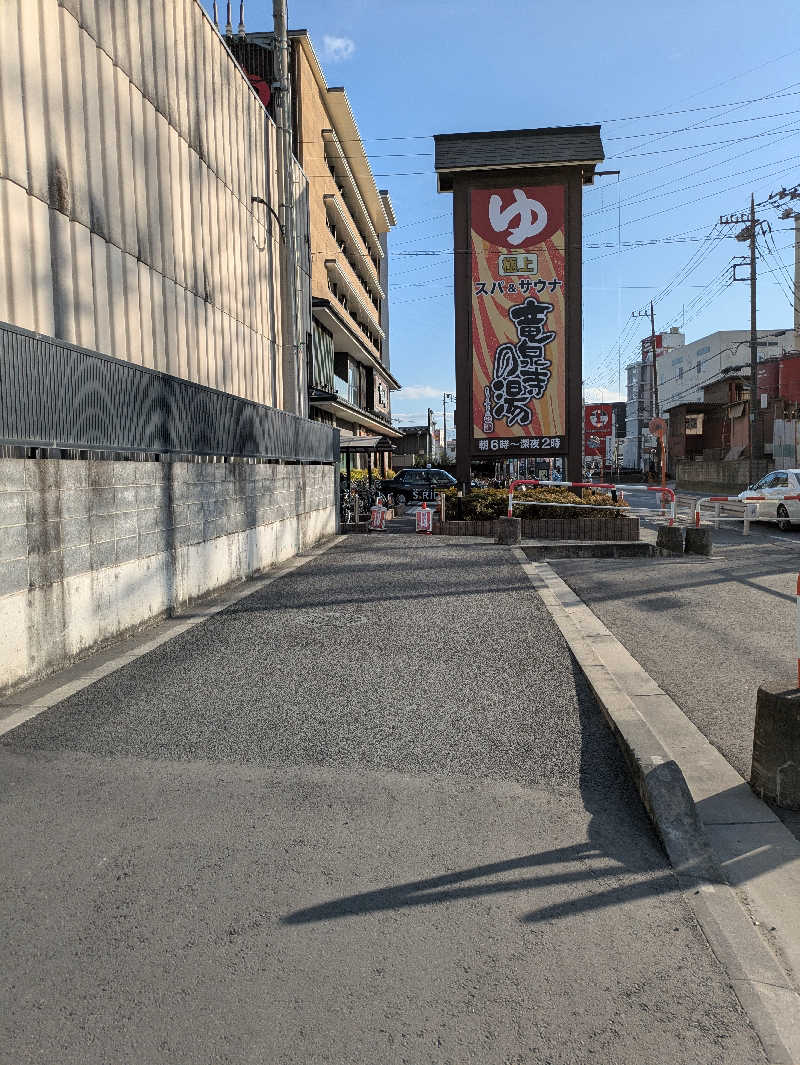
[443,392,454,465]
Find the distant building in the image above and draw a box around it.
[667,376,750,466]
[659,329,793,412]
[392,425,435,470]
[623,328,684,470]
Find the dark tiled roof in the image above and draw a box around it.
[434,126,604,189]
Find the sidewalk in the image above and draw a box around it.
[0,534,770,1064]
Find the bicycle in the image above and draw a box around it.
[339,486,355,525]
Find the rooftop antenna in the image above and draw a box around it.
[212,0,219,28]
[224,1,233,36]
[238,1,246,36]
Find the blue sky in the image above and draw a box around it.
[204,1,800,427]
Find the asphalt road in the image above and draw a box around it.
[550,513,800,829]
[1,536,766,1064]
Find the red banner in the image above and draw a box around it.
[584,404,613,457]
[470,185,566,456]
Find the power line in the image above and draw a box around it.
[585,148,800,219]
[679,46,800,102]
[607,122,800,161]
[368,104,800,160]
[585,157,800,239]
[325,126,800,176]
[309,80,800,146]
[601,122,799,189]
[584,252,736,385]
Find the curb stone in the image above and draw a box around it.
[514,547,800,1065]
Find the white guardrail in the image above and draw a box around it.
[691,493,800,534]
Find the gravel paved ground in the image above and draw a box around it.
[1,535,766,1065]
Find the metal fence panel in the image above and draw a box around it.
[0,322,337,462]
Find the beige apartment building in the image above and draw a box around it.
[236,28,403,468]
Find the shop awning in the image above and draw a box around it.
[339,434,397,453]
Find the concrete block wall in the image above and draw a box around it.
[675,459,772,495]
[0,458,336,693]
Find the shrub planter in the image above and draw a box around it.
[437,519,498,537]
[436,516,639,541]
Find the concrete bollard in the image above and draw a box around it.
[656,525,684,554]
[751,684,800,808]
[496,516,522,545]
[685,526,713,556]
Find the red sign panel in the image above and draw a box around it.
[470,185,566,457]
[584,403,613,457]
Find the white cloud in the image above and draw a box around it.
[394,385,442,401]
[322,35,356,62]
[583,387,625,404]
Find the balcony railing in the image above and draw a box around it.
[322,128,383,265]
[324,194,384,298]
[325,260,384,353]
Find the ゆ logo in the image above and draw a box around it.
[488,189,548,246]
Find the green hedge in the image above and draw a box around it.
[443,485,627,521]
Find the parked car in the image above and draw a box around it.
[381,467,457,504]
[736,469,800,531]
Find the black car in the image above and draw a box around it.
[381,467,457,504]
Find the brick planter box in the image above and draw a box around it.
[436,516,639,541]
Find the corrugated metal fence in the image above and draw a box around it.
[0,321,337,463]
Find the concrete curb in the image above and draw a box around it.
[0,536,347,738]
[514,548,800,1065]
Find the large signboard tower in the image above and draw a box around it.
[434,127,605,485]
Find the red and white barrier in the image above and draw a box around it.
[416,501,433,534]
[693,494,800,533]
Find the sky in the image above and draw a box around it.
[202,0,800,429]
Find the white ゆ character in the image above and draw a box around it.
[488,189,548,246]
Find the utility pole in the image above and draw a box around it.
[443,392,454,465]
[721,196,762,486]
[649,300,660,418]
[631,304,660,477]
[272,0,300,415]
[749,194,758,478]
[764,184,800,350]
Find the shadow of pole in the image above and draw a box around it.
[281,653,681,927]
